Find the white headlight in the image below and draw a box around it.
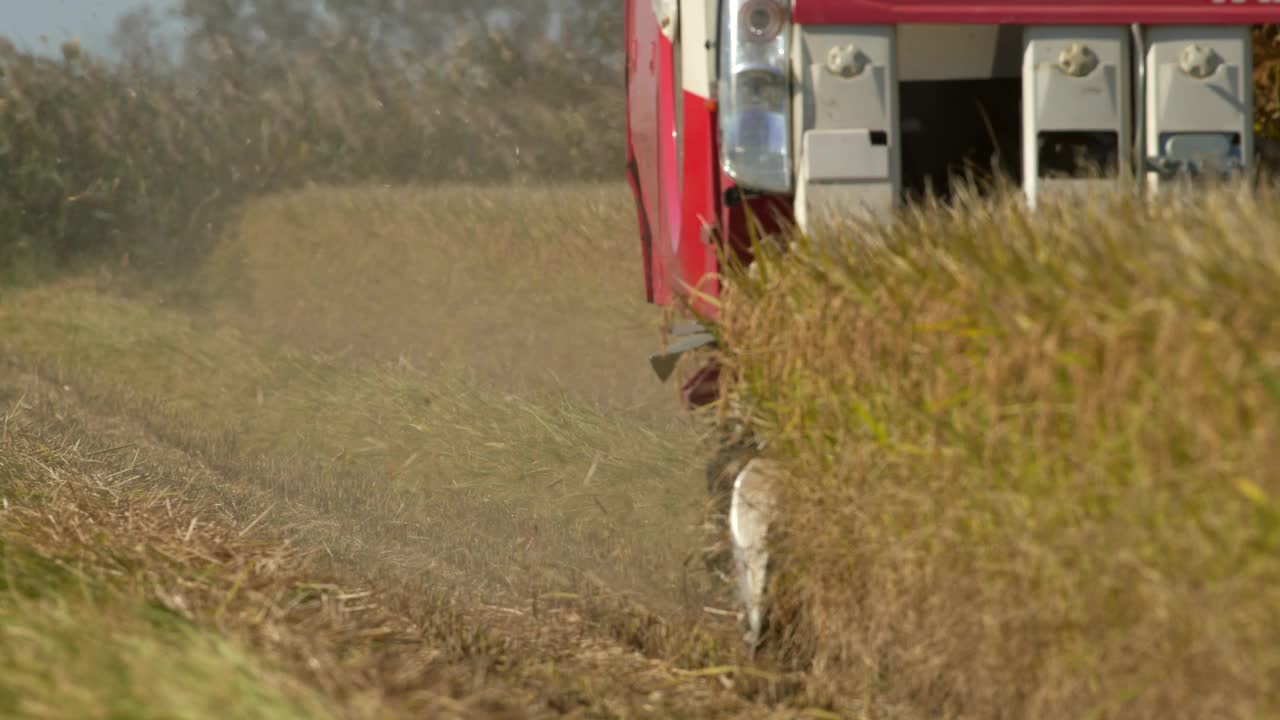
[719,0,793,193]
[740,0,786,43]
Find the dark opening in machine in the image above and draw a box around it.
[1038,131,1121,178]
[898,78,1023,202]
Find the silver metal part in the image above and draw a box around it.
[1165,133,1234,168]
[649,332,717,383]
[669,320,710,338]
[730,458,776,648]
[1143,26,1252,190]
[1021,26,1132,207]
[1132,24,1147,191]
[826,44,868,78]
[793,25,900,232]
[1057,42,1100,77]
[1179,43,1221,80]
[896,24,1021,81]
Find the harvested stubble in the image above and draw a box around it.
[718,182,1280,720]
[0,282,703,606]
[0,418,401,719]
[0,390,782,719]
[0,180,823,716]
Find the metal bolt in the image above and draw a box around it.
[1057,43,1099,77]
[1179,43,1221,79]
[826,44,868,78]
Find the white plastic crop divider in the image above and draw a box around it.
[792,25,901,232]
[1143,26,1253,193]
[1022,26,1132,208]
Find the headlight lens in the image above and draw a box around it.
[719,0,792,192]
[740,0,786,42]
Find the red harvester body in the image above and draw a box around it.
[627,1,1273,331]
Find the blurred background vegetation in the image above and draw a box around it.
[1257,24,1279,138]
[0,4,1276,282]
[0,0,624,279]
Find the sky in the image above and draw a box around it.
[3,0,172,55]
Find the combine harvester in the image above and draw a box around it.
[625,0,1274,646]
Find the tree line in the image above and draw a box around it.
[0,1,626,277]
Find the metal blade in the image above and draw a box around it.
[648,332,717,382]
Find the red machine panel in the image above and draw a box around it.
[793,0,1278,25]
[625,0,680,305]
[626,0,723,316]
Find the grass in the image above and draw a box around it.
[192,183,670,415]
[0,182,757,672]
[0,550,331,720]
[0,182,817,717]
[0,379,802,718]
[0,424,339,720]
[0,281,704,605]
[0,396,751,719]
[717,181,1280,719]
